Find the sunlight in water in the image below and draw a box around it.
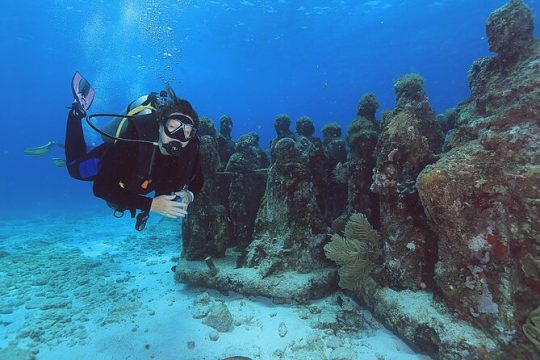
[81,13,104,59]
[120,1,138,28]
[134,0,194,83]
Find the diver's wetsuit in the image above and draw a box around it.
[65,110,204,213]
[65,109,109,181]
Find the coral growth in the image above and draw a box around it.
[296,116,315,137]
[393,73,425,104]
[356,93,380,121]
[523,304,540,348]
[320,122,348,224]
[243,137,327,274]
[225,132,268,248]
[198,117,218,138]
[486,0,535,61]
[294,116,327,219]
[270,114,295,163]
[177,2,540,357]
[216,115,235,171]
[182,135,230,259]
[371,73,441,290]
[322,122,342,139]
[324,213,381,290]
[344,95,380,226]
[219,115,233,139]
[417,1,540,353]
[346,116,379,161]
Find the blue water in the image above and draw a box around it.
[1,0,539,217]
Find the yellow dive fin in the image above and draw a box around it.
[24,141,56,156]
[52,158,66,167]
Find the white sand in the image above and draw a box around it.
[0,214,431,360]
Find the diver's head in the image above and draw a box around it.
[158,99,199,156]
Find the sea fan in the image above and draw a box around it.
[324,213,381,290]
[523,304,540,348]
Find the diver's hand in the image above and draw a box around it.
[71,101,86,119]
[150,194,188,218]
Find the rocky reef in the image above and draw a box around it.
[182,134,231,260]
[269,113,295,163]
[176,0,539,358]
[295,116,327,220]
[371,73,442,290]
[178,134,337,303]
[321,122,348,225]
[225,132,268,249]
[241,137,327,274]
[216,115,235,171]
[342,93,381,227]
[416,0,540,356]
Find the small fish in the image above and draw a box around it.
[222,357,252,360]
[24,141,56,156]
[52,157,66,167]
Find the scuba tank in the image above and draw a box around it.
[100,91,170,144]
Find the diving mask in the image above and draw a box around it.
[163,113,197,142]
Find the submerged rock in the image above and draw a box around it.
[330,347,358,360]
[321,122,348,225]
[358,281,497,359]
[175,255,336,304]
[226,132,268,249]
[0,346,36,360]
[371,73,442,290]
[295,116,327,220]
[417,1,540,356]
[214,115,236,216]
[269,113,295,163]
[209,330,220,341]
[464,0,537,119]
[202,302,234,332]
[343,93,381,226]
[198,117,218,138]
[176,136,335,304]
[216,115,235,171]
[278,322,288,337]
[486,0,535,62]
[242,137,328,274]
[295,115,316,138]
[356,92,379,122]
[176,3,539,357]
[183,135,231,259]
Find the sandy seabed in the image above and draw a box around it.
[0,214,430,360]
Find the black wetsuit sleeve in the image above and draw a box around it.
[93,129,153,212]
[187,147,204,196]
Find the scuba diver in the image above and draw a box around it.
[26,72,204,231]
